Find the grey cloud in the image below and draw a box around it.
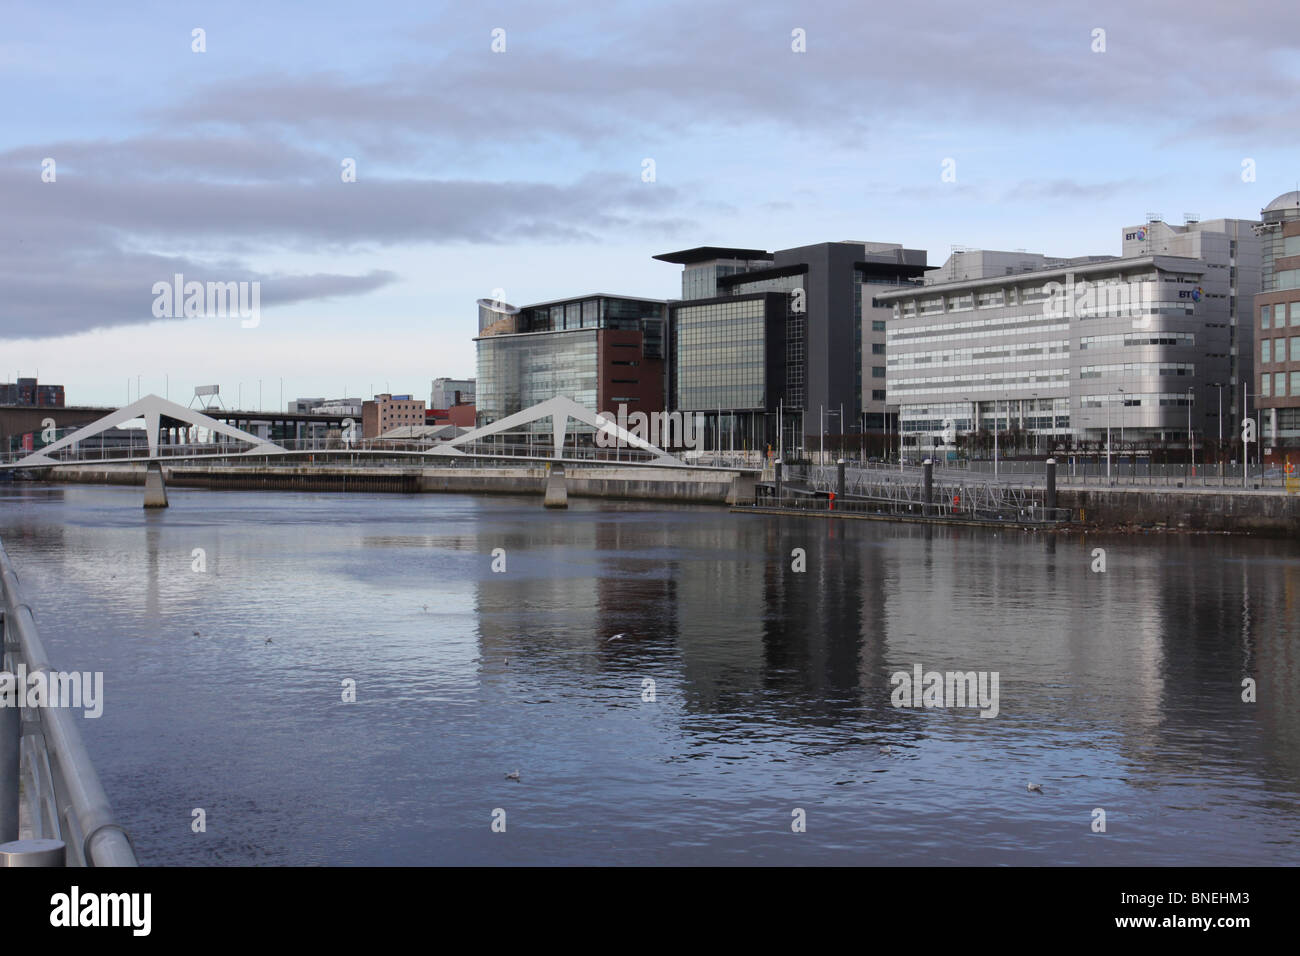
[0,140,693,338]
[153,2,1300,152]
[1002,178,1155,202]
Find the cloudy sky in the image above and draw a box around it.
[3,0,1297,407]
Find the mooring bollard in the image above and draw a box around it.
[923,459,933,510]
[836,458,845,500]
[774,459,783,504]
[1046,458,1057,513]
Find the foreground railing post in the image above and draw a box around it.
[0,838,66,866]
[0,610,16,844]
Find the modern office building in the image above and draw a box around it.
[1122,215,1260,448]
[653,242,929,453]
[430,377,475,410]
[0,377,65,407]
[1252,191,1300,456]
[362,393,426,438]
[877,215,1261,455]
[474,293,668,438]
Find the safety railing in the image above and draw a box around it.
[0,538,137,866]
[743,492,1071,525]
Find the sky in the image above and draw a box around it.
[3,0,1299,408]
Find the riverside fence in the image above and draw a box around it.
[0,538,137,867]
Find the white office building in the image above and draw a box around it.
[877,217,1260,456]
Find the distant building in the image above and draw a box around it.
[362,393,425,439]
[427,404,476,428]
[288,397,326,414]
[0,377,65,407]
[1253,190,1300,456]
[313,399,364,417]
[431,377,475,410]
[474,293,668,439]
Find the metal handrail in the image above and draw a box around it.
[0,539,137,866]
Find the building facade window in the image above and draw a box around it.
[674,298,767,410]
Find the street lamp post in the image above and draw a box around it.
[1187,387,1195,476]
[1030,392,1038,456]
[994,396,1000,477]
[1209,381,1224,477]
[961,396,971,462]
[1106,396,1112,482]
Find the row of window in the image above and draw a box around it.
[890,371,1071,397]
[889,314,1069,344]
[902,416,1072,433]
[1261,372,1300,398]
[1261,337,1300,363]
[888,341,1068,368]
[1079,363,1195,378]
[1079,332,1196,349]
[1261,303,1300,329]
[1080,392,1192,408]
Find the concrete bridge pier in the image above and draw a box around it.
[143,461,168,508]
[725,472,756,505]
[544,464,568,508]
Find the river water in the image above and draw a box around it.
[1,484,1296,865]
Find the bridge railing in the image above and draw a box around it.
[0,539,138,866]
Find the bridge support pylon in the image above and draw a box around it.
[143,461,169,509]
[543,464,568,508]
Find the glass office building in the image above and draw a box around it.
[474,293,667,440]
[477,328,600,424]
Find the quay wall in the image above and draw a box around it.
[1060,488,1300,534]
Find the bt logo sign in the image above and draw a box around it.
[1124,228,1147,242]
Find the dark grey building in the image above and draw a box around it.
[654,242,929,454]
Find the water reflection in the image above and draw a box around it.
[0,484,1295,865]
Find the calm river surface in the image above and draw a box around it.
[1,484,1297,865]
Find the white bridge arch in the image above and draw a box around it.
[428,395,680,465]
[13,394,285,466]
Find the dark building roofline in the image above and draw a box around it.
[716,263,807,286]
[874,254,1206,299]
[652,246,773,264]
[855,261,934,279]
[518,292,669,310]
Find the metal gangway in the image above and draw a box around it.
[795,463,1060,522]
[0,538,138,866]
